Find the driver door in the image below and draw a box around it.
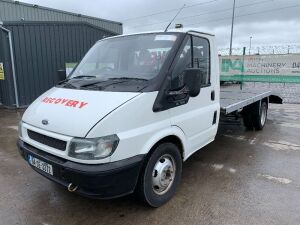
[168,34,218,158]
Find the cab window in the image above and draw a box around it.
[171,35,210,90]
[171,36,192,89]
[192,36,210,86]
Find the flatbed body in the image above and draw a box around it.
[220,86,273,114]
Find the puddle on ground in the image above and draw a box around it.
[263,140,300,152]
[258,174,292,184]
[6,126,18,131]
[211,164,224,171]
[277,122,300,129]
[210,164,237,174]
[222,134,258,145]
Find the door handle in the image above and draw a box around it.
[212,110,217,124]
[211,90,215,101]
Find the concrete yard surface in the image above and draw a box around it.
[0,104,300,225]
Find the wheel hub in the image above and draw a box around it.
[152,154,176,195]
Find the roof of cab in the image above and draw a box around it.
[167,28,215,36]
[99,28,215,42]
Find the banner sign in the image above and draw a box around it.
[219,54,300,83]
[0,63,4,80]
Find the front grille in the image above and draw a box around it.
[27,130,67,151]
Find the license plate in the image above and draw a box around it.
[28,155,53,175]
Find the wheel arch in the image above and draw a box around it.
[135,133,185,207]
[269,95,282,104]
[262,97,269,105]
[148,135,184,160]
[142,127,186,161]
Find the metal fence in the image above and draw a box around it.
[218,45,300,56]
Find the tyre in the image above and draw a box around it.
[242,110,253,130]
[136,142,182,207]
[252,101,268,130]
[242,105,254,130]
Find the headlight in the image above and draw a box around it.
[18,121,23,138]
[68,134,119,160]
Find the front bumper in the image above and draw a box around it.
[17,139,145,199]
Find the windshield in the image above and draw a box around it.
[70,33,179,80]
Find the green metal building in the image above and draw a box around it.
[0,0,122,108]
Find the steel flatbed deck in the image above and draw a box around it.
[220,86,273,114]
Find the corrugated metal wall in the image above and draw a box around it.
[0,0,122,34]
[0,21,117,107]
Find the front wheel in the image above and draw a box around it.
[136,142,182,207]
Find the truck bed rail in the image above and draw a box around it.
[220,87,272,114]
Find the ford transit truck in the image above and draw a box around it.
[17,28,281,207]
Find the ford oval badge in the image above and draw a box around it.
[42,119,48,125]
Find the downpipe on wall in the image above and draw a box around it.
[0,22,20,108]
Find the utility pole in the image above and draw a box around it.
[249,36,252,55]
[229,0,236,55]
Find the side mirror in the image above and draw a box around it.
[183,68,202,97]
[57,69,66,82]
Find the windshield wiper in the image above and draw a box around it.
[60,82,79,89]
[71,75,97,79]
[108,77,148,81]
[79,80,109,88]
[80,77,148,89]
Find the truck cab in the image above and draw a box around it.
[18,29,220,207]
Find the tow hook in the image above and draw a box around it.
[67,183,78,192]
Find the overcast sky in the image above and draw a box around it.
[21,0,300,51]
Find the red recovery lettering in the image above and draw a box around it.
[65,100,74,107]
[79,102,88,109]
[54,98,62,104]
[61,99,69,104]
[41,97,88,109]
[70,101,79,107]
[42,97,48,103]
[48,98,54,103]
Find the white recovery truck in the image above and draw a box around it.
[17,29,282,207]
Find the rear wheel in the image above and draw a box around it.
[242,110,253,130]
[136,142,182,207]
[242,100,268,130]
[252,101,268,130]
